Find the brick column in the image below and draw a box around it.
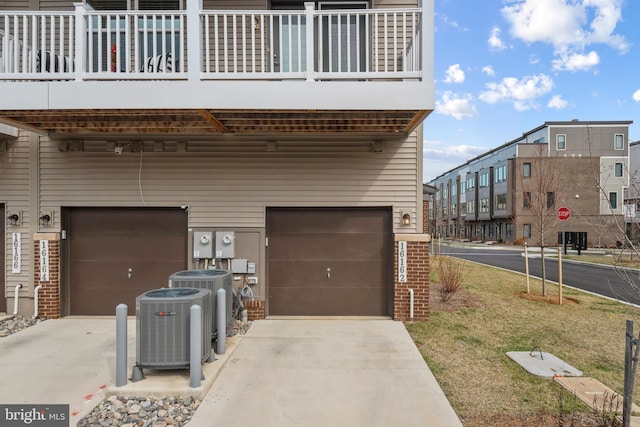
[33,233,61,319]
[423,199,430,234]
[243,300,265,321]
[394,234,430,321]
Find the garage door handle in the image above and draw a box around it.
[327,268,331,279]
[128,268,133,279]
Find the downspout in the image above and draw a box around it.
[13,284,23,315]
[409,288,414,320]
[33,285,42,318]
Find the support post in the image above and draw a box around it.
[216,288,226,355]
[115,304,128,387]
[304,2,315,82]
[524,243,530,293]
[190,304,202,388]
[623,319,634,427]
[558,247,563,305]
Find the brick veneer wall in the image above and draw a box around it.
[33,233,61,319]
[243,300,265,321]
[394,234,430,321]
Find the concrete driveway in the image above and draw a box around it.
[190,319,462,427]
[0,317,462,426]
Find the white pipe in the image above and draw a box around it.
[409,288,414,320]
[33,285,42,318]
[13,284,23,315]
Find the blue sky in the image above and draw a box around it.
[423,0,640,183]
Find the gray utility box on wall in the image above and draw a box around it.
[215,231,235,259]
[168,269,233,338]
[136,287,212,369]
[193,231,213,259]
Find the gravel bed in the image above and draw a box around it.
[79,320,252,427]
[0,315,46,337]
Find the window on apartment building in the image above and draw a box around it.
[506,223,513,238]
[556,134,566,150]
[495,193,507,210]
[523,224,531,238]
[547,192,555,209]
[615,162,624,177]
[488,224,495,237]
[479,172,489,188]
[451,183,457,197]
[443,205,448,216]
[523,192,531,208]
[494,165,507,183]
[467,176,475,190]
[610,192,618,209]
[460,181,466,194]
[467,200,475,214]
[480,198,489,213]
[615,134,624,150]
[443,187,448,199]
[460,202,466,215]
[523,163,531,177]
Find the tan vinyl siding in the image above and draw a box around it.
[39,135,419,233]
[1,134,31,294]
[39,0,75,11]
[203,0,266,10]
[0,0,31,10]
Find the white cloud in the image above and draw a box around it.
[482,65,495,76]
[548,95,569,109]
[479,74,554,111]
[439,14,470,32]
[423,140,486,181]
[552,51,600,71]
[435,91,478,120]
[633,89,640,103]
[443,64,465,84]
[488,26,507,50]
[502,0,629,71]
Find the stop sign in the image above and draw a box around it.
[557,207,571,221]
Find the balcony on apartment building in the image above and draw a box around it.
[0,1,434,138]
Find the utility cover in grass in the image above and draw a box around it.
[507,351,582,378]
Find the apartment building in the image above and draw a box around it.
[0,0,434,319]
[427,120,633,248]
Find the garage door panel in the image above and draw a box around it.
[68,208,187,315]
[70,235,185,262]
[267,207,392,316]
[269,286,388,316]
[269,233,388,260]
[270,260,387,288]
[269,211,388,234]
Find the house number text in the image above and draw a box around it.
[12,233,21,273]
[398,241,407,283]
[40,240,50,282]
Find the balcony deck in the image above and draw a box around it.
[0,3,434,137]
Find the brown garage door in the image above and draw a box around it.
[64,207,187,315]
[0,204,4,313]
[267,207,392,316]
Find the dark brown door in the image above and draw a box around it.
[65,207,187,315]
[267,207,392,316]
[0,204,5,313]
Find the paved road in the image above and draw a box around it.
[434,243,640,306]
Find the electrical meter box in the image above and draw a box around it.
[193,231,213,259]
[215,231,235,259]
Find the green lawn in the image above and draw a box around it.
[407,258,640,423]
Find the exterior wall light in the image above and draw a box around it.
[401,212,411,226]
[40,214,51,226]
[7,213,19,225]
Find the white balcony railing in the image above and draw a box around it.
[0,3,423,81]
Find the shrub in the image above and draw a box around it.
[433,255,466,302]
